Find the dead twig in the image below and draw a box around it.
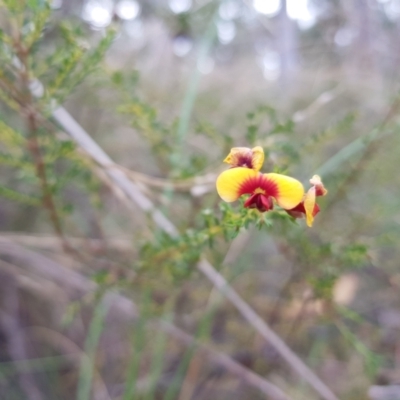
[106,162,216,192]
[0,233,133,253]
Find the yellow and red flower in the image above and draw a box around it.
[216,147,327,227]
[285,175,328,227]
[216,147,304,213]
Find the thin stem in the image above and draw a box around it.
[26,110,64,239]
[13,37,69,250]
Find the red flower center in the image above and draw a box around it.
[238,174,279,199]
[244,193,274,212]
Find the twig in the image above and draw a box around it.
[26,110,65,240]
[0,239,292,400]
[106,162,216,192]
[0,233,133,253]
[51,106,339,400]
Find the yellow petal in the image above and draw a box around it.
[251,146,264,172]
[264,173,304,210]
[216,167,258,202]
[304,186,316,227]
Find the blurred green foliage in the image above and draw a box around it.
[0,1,398,399]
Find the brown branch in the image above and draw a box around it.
[11,38,73,253]
[26,110,65,240]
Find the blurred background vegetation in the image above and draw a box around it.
[0,0,400,399]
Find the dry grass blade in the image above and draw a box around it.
[51,106,339,400]
[0,233,133,253]
[107,162,216,192]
